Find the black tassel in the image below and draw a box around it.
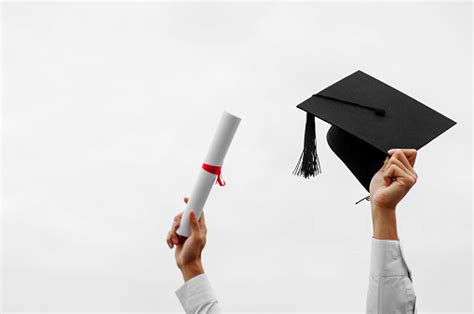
[293,112,322,178]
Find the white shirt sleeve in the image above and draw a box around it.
[366,238,417,314]
[175,273,222,313]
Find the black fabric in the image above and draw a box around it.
[327,126,386,191]
[296,70,456,190]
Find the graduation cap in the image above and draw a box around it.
[293,70,456,192]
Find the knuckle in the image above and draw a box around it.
[393,149,403,156]
[385,160,394,169]
[393,156,402,165]
[403,176,415,186]
[388,156,400,166]
[195,235,204,244]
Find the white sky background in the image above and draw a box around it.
[2,2,472,313]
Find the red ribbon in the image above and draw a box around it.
[202,163,226,186]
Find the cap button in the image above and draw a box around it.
[375,108,386,116]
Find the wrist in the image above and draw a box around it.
[371,205,398,240]
[179,260,204,282]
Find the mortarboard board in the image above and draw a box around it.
[293,70,456,192]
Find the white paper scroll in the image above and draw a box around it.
[177,111,241,237]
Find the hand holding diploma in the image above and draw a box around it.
[167,197,207,282]
[177,111,241,237]
[167,111,241,282]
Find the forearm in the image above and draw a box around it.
[371,206,398,240]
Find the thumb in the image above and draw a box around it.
[189,211,201,235]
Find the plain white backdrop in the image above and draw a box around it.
[2,1,472,313]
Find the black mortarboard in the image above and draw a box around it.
[293,70,456,191]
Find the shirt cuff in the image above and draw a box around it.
[370,238,410,277]
[175,273,217,312]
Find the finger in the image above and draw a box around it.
[171,213,183,230]
[388,149,413,172]
[388,150,417,179]
[189,211,201,235]
[167,226,175,242]
[169,213,184,245]
[199,211,207,234]
[380,155,390,172]
[386,155,416,180]
[166,231,174,249]
[171,233,180,245]
[383,164,402,186]
[167,228,180,246]
[384,164,416,187]
[199,211,206,226]
[406,150,417,167]
[184,197,189,204]
[388,149,417,167]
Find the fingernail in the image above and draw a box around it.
[387,149,394,155]
[168,242,172,249]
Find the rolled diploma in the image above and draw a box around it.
[177,111,241,237]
